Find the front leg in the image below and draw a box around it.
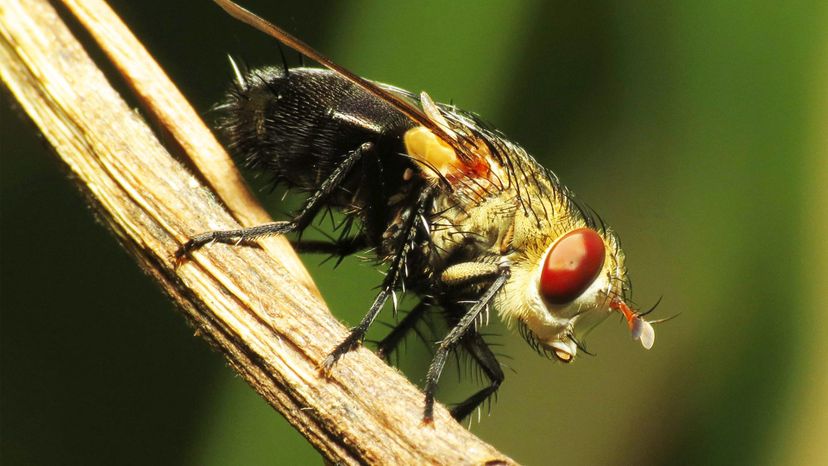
[441,262,501,287]
[423,264,510,422]
[450,332,505,421]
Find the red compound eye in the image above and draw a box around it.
[540,228,606,305]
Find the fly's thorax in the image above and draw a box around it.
[428,193,516,266]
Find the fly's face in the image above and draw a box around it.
[497,201,654,363]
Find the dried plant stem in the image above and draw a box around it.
[0,0,514,464]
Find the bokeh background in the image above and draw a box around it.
[2,1,827,464]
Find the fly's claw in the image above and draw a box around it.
[319,332,363,377]
[173,241,196,269]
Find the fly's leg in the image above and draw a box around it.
[292,235,368,268]
[375,261,503,363]
[423,266,510,422]
[449,332,505,421]
[322,186,434,373]
[381,262,500,365]
[376,300,431,362]
[291,235,368,256]
[175,142,372,259]
[440,262,502,287]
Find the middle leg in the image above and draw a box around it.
[321,186,434,372]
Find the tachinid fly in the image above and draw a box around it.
[178,0,661,423]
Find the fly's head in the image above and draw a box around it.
[400,91,656,363]
[496,197,655,364]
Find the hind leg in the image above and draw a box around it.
[176,142,372,259]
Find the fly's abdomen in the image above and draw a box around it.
[217,67,413,198]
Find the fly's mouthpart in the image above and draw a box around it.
[610,297,656,350]
[517,320,577,363]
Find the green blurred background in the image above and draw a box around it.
[2,1,827,464]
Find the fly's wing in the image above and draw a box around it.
[214,0,461,154]
[214,0,506,201]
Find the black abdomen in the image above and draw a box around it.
[217,67,415,208]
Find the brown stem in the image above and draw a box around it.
[0,0,515,464]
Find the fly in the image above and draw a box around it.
[177,0,662,423]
